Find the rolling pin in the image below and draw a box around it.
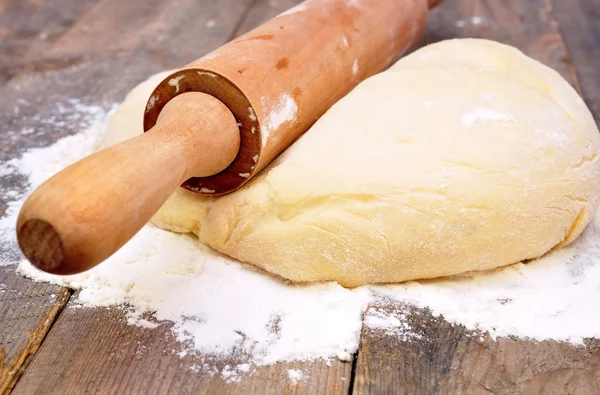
[17,0,442,275]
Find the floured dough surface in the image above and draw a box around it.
[105,39,600,287]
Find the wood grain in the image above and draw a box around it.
[0,0,99,85]
[353,1,600,393]
[0,269,69,394]
[0,1,86,382]
[354,302,600,395]
[13,302,352,395]
[552,0,600,121]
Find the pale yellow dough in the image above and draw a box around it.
[104,39,600,287]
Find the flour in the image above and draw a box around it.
[471,16,484,25]
[455,16,485,28]
[375,215,600,344]
[2,100,600,377]
[260,93,297,145]
[364,307,422,342]
[462,107,514,125]
[287,369,304,383]
[12,208,370,366]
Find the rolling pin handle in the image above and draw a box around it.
[16,92,240,275]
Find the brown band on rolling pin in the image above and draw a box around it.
[145,0,430,195]
[144,70,261,195]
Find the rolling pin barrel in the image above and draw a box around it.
[146,0,432,195]
[17,0,441,275]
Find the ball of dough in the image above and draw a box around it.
[106,39,600,287]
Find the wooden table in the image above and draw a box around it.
[1,0,599,393]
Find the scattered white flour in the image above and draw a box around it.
[352,60,359,76]
[471,16,484,25]
[364,307,422,342]
[145,94,159,113]
[2,99,600,376]
[260,93,298,145]
[462,107,515,125]
[341,36,349,50]
[364,308,403,329]
[196,71,217,78]
[221,364,252,383]
[168,75,185,93]
[455,17,485,28]
[287,369,304,384]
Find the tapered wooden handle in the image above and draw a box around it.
[16,92,240,274]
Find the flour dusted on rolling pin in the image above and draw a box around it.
[260,93,298,145]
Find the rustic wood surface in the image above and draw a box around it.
[0,3,90,390]
[354,301,600,395]
[552,0,600,121]
[14,298,351,395]
[0,272,69,393]
[0,0,599,394]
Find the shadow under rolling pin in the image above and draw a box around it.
[16,0,443,275]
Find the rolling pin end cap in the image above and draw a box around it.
[17,218,67,274]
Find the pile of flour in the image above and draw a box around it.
[1,100,600,372]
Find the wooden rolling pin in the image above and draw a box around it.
[17,0,442,275]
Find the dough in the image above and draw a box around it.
[105,39,600,287]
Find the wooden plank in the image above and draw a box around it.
[354,303,600,394]
[0,270,70,394]
[0,1,104,391]
[353,0,600,393]
[5,0,350,393]
[14,302,351,395]
[0,0,100,85]
[552,0,600,121]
